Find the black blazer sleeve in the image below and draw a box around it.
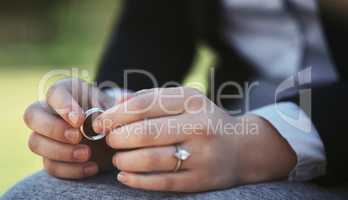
[298,83,348,184]
[284,4,348,185]
[96,0,196,91]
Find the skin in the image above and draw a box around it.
[24,78,296,192]
[23,79,115,179]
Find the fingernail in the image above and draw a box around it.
[117,172,127,183]
[92,119,102,133]
[84,164,98,176]
[73,146,89,161]
[68,112,80,126]
[112,155,119,167]
[64,129,80,144]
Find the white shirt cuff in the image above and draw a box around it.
[251,102,326,181]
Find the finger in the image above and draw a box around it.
[93,87,204,133]
[89,85,112,109]
[106,114,193,149]
[24,102,82,144]
[46,80,84,128]
[28,132,91,162]
[117,171,200,192]
[116,93,135,104]
[43,158,98,179]
[113,145,193,173]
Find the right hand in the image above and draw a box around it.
[23,78,115,179]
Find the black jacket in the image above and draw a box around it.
[96,0,348,185]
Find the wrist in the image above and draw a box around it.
[236,115,297,184]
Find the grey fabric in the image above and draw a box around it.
[2,171,346,200]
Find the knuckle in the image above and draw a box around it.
[24,102,56,133]
[107,131,124,148]
[46,122,57,139]
[186,96,205,111]
[46,82,61,101]
[129,176,140,187]
[142,151,159,170]
[23,101,46,127]
[131,101,148,119]
[77,169,85,179]
[114,154,126,170]
[106,134,116,148]
[183,88,206,111]
[43,159,58,177]
[111,155,117,167]
[131,113,146,125]
[134,134,149,147]
[76,170,85,179]
[148,151,161,163]
[23,103,35,127]
[46,78,76,100]
[48,119,66,140]
[184,86,203,96]
[28,133,40,153]
[132,97,147,111]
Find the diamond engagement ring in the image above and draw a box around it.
[80,107,105,141]
[173,144,191,172]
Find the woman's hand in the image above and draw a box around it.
[93,87,297,192]
[23,78,115,179]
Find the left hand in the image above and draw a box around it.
[93,87,296,192]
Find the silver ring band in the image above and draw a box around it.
[80,107,105,141]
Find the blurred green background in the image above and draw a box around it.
[0,0,213,194]
[0,0,122,193]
